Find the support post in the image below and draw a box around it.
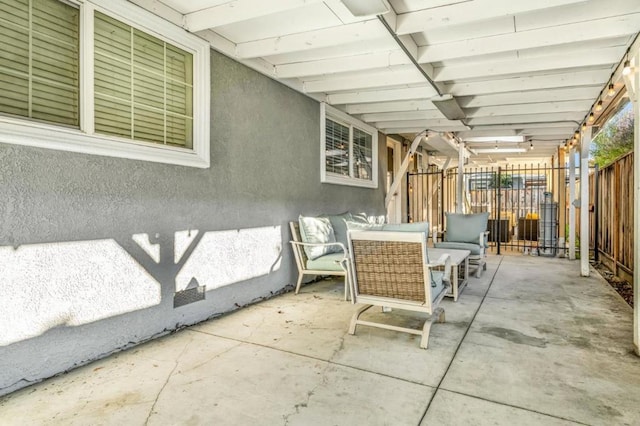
[631,52,640,356]
[580,127,592,276]
[558,148,567,256]
[569,147,576,260]
[385,132,425,211]
[456,144,464,213]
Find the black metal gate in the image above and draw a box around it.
[407,164,597,256]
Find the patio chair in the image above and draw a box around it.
[434,212,489,278]
[289,221,352,301]
[347,230,451,349]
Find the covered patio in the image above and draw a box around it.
[1,0,640,422]
[1,255,639,425]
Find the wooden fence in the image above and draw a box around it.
[590,152,634,281]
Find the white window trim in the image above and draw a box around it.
[320,103,378,188]
[0,0,210,168]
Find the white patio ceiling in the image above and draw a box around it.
[131,0,640,165]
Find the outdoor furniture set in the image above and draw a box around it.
[289,211,489,349]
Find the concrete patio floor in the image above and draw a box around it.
[1,255,639,425]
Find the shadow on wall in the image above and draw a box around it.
[0,225,284,347]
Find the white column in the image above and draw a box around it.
[456,144,464,213]
[568,147,576,260]
[631,53,640,356]
[580,127,592,276]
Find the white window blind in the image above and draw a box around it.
[320,103,378,188]
[325,118,350,177]
[94,12,193,148]
[0,0,79,126]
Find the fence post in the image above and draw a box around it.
[594,164,599,262]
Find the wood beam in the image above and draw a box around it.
[465,100,593,118]
[395,0,584,35]
[360,110,445,122]
[418,14,640,63]
[325,86,437,104]
[236,20,384,58]
[447,69,611,96]
[467,112,584,126]
[433,47,623,81]
[459,87,602,108]
[275,50,410,78]
[304,65,423,93]
[184,0,323,32]
[374,119,465,129]
[345,100,437,114]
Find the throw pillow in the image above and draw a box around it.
[298,215,339,260]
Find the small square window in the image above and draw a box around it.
[320,103,378,188]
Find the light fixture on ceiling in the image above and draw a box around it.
[431,94,466,120]
[494,141,498,150]
[529,140,533,151]
[622,59,632,76]
[607,84,615,97]
[595,100,603,112]
[588,112,595,123]
[475,148,527,154]
[341,0,391,17]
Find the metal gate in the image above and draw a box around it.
[407,164,596,256]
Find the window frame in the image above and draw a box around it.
[320,103,378,188]
[0,0,210,168]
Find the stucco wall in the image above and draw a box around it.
[0,49,386,396]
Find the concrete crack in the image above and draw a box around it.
[144,341,191,426]
[282,363,330,425]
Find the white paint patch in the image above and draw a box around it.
[176,226,282,292]
[0,240,161,346]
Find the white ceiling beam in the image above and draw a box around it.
[515,0,640,32]
[467,112,584,126]
[447,69,611,96]
[184,0,324,32]
[395,0,586,35]
[326,86,437,104]
[275,50,410,78]
[458,129,518,138]
[303,65,425,92]
[383,124,470,133]
[235,20,384,58]
[127,0,185,26]
[360,110,445,122]
[434,47,623,81]
[345,100,437,114]
[458,86,602,107]
[466,100,593,117]
[374,118,465,128]
[473,122,584,131]
[264,37,396,65]
[418,14,640,63]
[518,127,576,136]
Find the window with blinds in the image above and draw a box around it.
[94,12,193,148]
[321,103,378,188]
[325,118,350,177]
[0,0,79,127]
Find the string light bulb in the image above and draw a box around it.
[595,100,603,112]
[529,141,533,151]
[588,112,595,123]
[607,84,615,97]
[622,59,631,76]
[581,122,587,131]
